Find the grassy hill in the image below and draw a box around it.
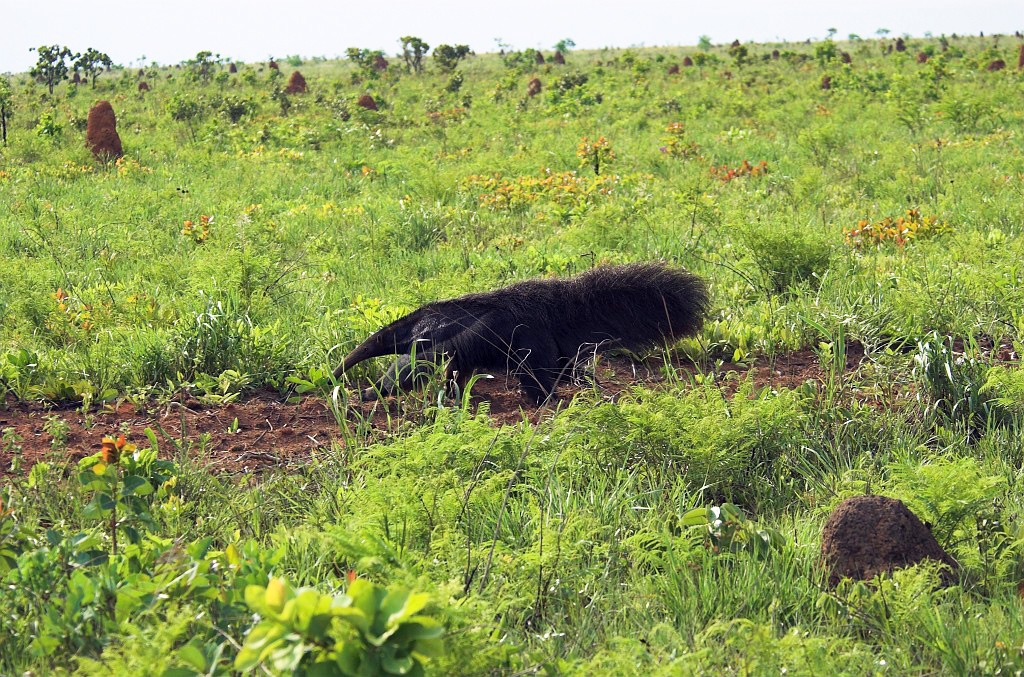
[1,35,1024,674]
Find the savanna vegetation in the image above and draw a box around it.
[1,30,1024,675]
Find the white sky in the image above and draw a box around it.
[2,0,1022,74]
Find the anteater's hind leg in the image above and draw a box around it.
[509,335,562,404]
[361,352,441,400]
[567,343,603,388]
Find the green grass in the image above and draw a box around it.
[2,35,1024,674]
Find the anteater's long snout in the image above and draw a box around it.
[332,340,382,379]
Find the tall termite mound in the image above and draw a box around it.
[86,100,123,162]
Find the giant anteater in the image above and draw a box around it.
[333,262,709,403]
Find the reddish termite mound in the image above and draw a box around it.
[285,70,307,94]
[85,100,123,162]
[820,495,959,588]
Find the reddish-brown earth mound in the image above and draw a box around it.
[527,78,542,97]
[356,94,378,111]
[820,495,959,587]
[285,70,307,94]
[85,100,123,161]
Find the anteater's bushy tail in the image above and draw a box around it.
[567,262,709,351]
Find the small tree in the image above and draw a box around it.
[30,45,77,94]
[75,48,114,88]
[400,36,430,74]
[728,42,751,67]
[554,38,576,53]
[166,94,204,142]
[432,44,471,72]
[186,50,218,84]
[0,78,12,145]
[346,47,385,79]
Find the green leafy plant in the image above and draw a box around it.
[741,225,833,295]
[844,209,950,248]
[0,486,35,574]
[34,109,63,137]
[1,349,42,401]
[43,414,70,450]
[681,502,786,557]
[660,122,701,159]
[913,332,992,430]
[979,365,1024,421]
[236,576,444,675]
[165,93,205,141]
[3,427,24,474]
[77,430,178,553]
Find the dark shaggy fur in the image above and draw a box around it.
[333,262,710,403]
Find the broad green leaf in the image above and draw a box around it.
[176,642,208,672]
[680,507,710,526]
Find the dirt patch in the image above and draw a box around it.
[820,495,959,587]
[0,344,926,478]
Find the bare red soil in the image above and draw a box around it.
[0,350,855,478]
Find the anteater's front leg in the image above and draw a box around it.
[363,351,440,400]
